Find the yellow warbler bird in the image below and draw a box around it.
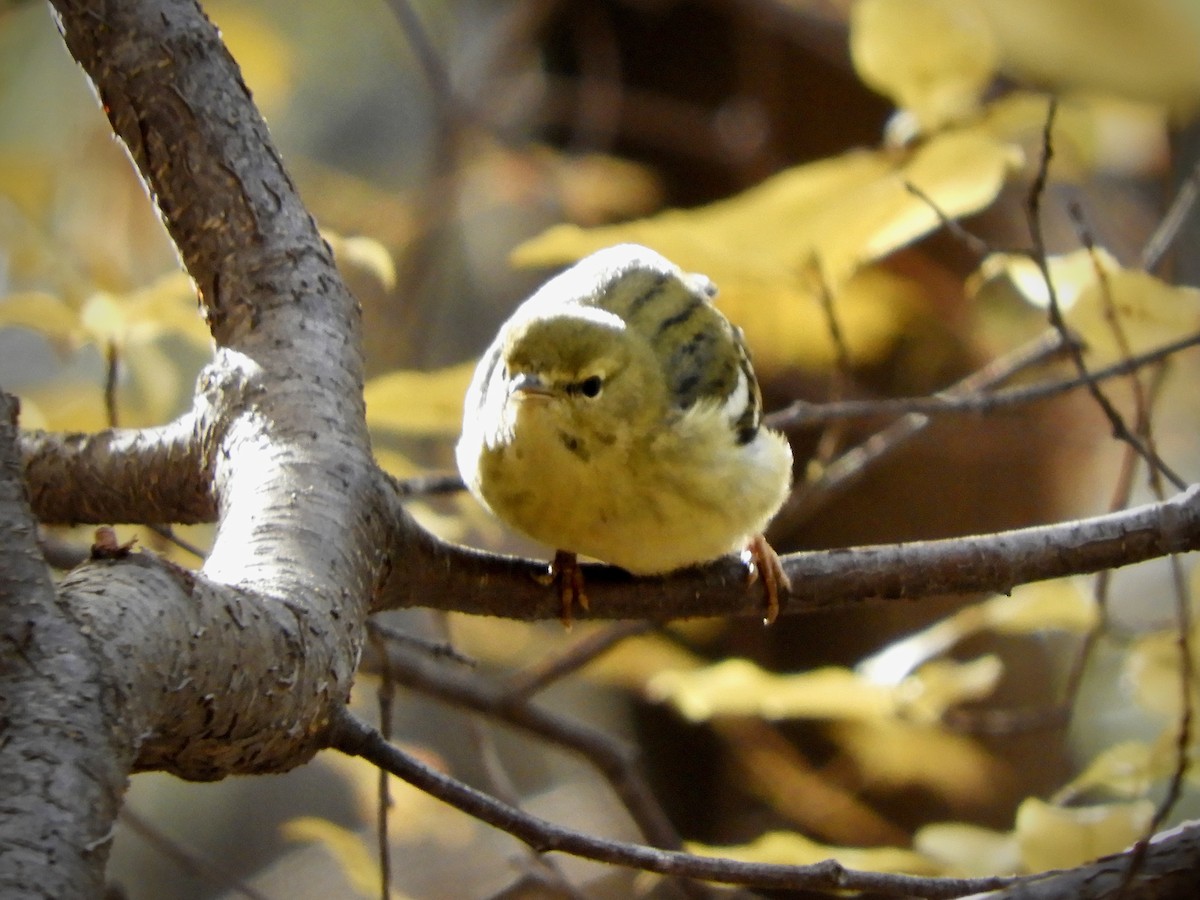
[457,244,793,624]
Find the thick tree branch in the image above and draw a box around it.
[0,391,132,896]
[39,0,386,772]
[380,485,1200,621]
[20,415,213,524]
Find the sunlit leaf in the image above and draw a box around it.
[650,659,893,722]
[364,361,475,437]
[1125,628,1200,720]
[513,132,1016,371]
[1056,740,1160,802]
[0,291,80,342]
[79,291,125,347]
[0,153,57,218]
[17,379,108,432]
[983,579,1097,635]
[851,0,999,132]
[649,655,999,724]
[120,339,189,424]
[515,131,1015,289]
[326,231,397,291]
[1014,797,1154,872]
[976,0,1200,116]
[828,719,1011,808]
[914,821,1021,877]
[581,631,705,692]
[859,580,1094,684]
[687,830,941,875]
[971,249,1200,367]
[982,91,1168,179]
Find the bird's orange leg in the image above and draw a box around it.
[741,534,791,625]
[533,549,589,628]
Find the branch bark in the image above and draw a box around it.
[380,485,1200,621]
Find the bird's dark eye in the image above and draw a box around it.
[578,375,603,398]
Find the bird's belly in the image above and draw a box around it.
[477,437,754,575]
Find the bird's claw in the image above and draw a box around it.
[534,549,589,629]
[741,534,790,625]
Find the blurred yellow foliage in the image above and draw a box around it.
[974,248,1200,366]
[859,579,1095,684]
[649,654,999,724]
[364,361,474,437]
[852,0,999,132]
[1014,797,1154,872]
[514,130,1017,371]
[688,829,942,874]
[828,719,1009,808]
[914,821,1020,877]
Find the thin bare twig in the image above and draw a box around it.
[1026,100,1187,491]
[368,629,395,900]
[904,180,995,259]
[503,621,654,700]
[366,619,476,667]
[118,808,271,900]
[328,707,1026,896]
[361,640,687,859]
[1141,153,1200,272]
[767,330,1200,428]
[770,328,1068,528]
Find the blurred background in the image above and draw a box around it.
[2,0,1200,897]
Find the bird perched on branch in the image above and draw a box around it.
[457,244,793,625]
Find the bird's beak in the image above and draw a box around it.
[508,372,553,400]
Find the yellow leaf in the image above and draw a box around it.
[971,249,1200,367]
[326,231,397,291]
[118,339,191,425]
[79,291,127,347]
[829,719,1010,807]
[0,291,80,343]
[1125,628,1200,720]
[1069,267,1200,367]
[895,657,1003,725]
[77,273,210,352]
[513,132,1016,371]
[539,149,665,226]
[580,631,705,692]
[915,821,1021,877]
[976,0,1200,117]
[364,361,475,437]
[688,830,942,875]
[1014,797,1153,872]
[858,580,1094,684]
[649,659,895,722]
[649,655,998,724]
[851,0,999,132]
[515,131,1014,289]
[122,272,210,349]
[982,91,1168,179]
[1056,740,1160,802]
[17,379,108,432]
[982,580,1098,635]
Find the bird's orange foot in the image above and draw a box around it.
[741,534,790,625]
[533,549,589,628]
